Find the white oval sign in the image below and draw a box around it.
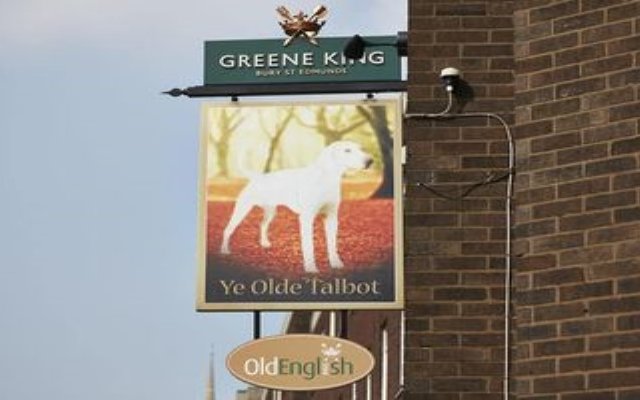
[226,334,375,391]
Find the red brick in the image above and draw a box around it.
[515,20,553,41]
[585,190,636,211]
[515,219,556,238]
[517,288,557,305]
[518,254,558,272]
[463,44,513,57]
[562,392,615,400]
[607,35,640,55]
[434,318,488,332]
[555,111,603,133]
[434,287,488,301]
[559,355,613,373]
[582,54,634,76]
[518,187,557,205]
[516,87,554,106]
[531,99,580,120]
[436,31,489,43]
[582,120,636,143]
[532,165,583,186]
[589,259,640,280]
[529,32,578,55]
[530,1,579,23]
[432,256,487,271]
[617,313,640,330]
[406,214,459,227]
[617,350,640,368]
[516,359,556,376]
[612,136,640,155]
[614,171,640,190]
[585,157,637,177]
[621,389,640,400]
[561,280,615,304]
[435,4,487,16]
[406,303,458,318]
[491,30,514,43]
[590,332,640,351]
[558,177,610,198]
[559,246,614,266]
[463,16,513,29]
[432,378,487,392]
[589,294,640,315]
[517,323,558,341]
[433,142,487,155]
[533,232,584,253]
[582,21,633,43]
[557,143,608,165]
[534,267,584,287]
[554,43,605,66]
[609,68,640,87]
[590,371,640,389]
[607,2,640,21]
[534,373,585,393]
[513,120,554,139]
[534,303,585,322]
[433,348,486,362]
[459,333,503,347]
[407,272,459,286]
[533,198,582,218]
[588,224,640,245]
[530,65,580,88]
[534,338,585,357]
[560,317,613,336]
[516,55,553,73]
[582,87,635,110]
[553,10,603,33]
[617,242,640,259]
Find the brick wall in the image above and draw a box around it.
[512,1,640,399]
[406,1,515,399]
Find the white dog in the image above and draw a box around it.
[220,141,373,273]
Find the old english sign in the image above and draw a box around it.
[226,335,375,391]
[203,36,401,85]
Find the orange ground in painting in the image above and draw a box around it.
[206,199,394,277]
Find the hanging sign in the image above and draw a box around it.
[196,99,403,311]
[226,334,375,391]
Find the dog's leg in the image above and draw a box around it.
[260,206,276,248]
[324,209,344,269]
[220,200,253,254]
[299,213,318,273]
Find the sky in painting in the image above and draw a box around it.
[0,1,406,399]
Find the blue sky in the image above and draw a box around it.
[0,1,405,399]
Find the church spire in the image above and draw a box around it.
[205,347,215,400]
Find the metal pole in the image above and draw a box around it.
[253,311,261,339]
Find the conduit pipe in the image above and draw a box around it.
[404,89,515,400]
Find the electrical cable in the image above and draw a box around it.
[405,99,515,400]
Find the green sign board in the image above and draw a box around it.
[204,36,400,85]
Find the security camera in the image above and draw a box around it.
[440,67,461,92]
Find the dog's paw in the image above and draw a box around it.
[260,240,272,249]
[330,258,344,269]
[304,263,319,273]
[220,245,231,255]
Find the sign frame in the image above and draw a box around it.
[196,98,404,311]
